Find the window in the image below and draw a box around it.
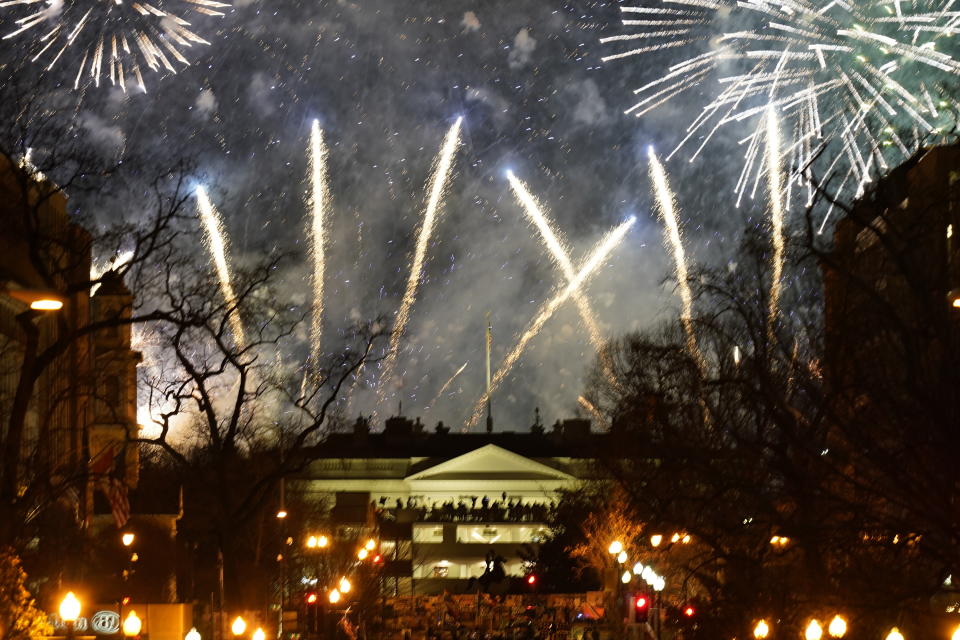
[413,524,444,543]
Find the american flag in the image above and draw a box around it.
[99,476,130,529]
[91,445,131,528]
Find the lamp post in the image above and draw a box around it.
[753,620,770,640]
[805,620,823,640]
[123,611,142,640]
[828,615,847,638]
[59,592,81,640]
[231,617,247,638]
[185,628,202,640]
[252,629,266,640]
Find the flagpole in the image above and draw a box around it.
[485,313,493,433]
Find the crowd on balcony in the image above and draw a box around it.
[374,494,553,524]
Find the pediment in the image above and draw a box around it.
[405,444,574,481]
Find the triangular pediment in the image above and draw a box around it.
[405,444,574,481]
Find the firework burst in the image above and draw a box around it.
[603,0,960,224]
[1,0,229,92]
[465,216,636,430]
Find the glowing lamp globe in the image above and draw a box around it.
[59,592,81,622]
[885,628,904,640]
[122,611,142,637]
[185,628,202,640]
[338,577,352,593]
[317,535,329,548]
[828,615,847,638]
[122,533,135,547]
[252,628,266,640]
[364,538,376,550]
[753,620,769,640]
[329,589,341,604]
[231,617,246,636]
[608,541,623,555]
[805,620,823,640]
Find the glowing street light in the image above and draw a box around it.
[338,577,352,593]
[632,562,644,575]
[185,628,202,640]
[231,617,247,637]
[276,509,288,519]
[753,620,770,640]
[805,620,823,640]
[122,533,135,547]
[885,628,904,640]
[364,538,376,550]
[828,615,847,638]
[329,589,341,604]
[650,534,663,547]
[951,625,960,640]
[608,541,623,555]
[252,628,266,640]
[621,570,632,584]
[307,535,318,548]
[616,551,628,564]
[122,611,142,638]
[59,592,81,622]
[357,548,369,560]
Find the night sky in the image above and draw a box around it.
[2,0,762,432]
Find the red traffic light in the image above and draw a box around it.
[527,575,537,585]
[373,554,383,563]
[683,606,695,617]
[306,592,318,604]
[635,596,649,610]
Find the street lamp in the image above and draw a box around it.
[616,551,628,564]
[329,589,341,604]
[364,538,376,551]
[753,620,770,640]
[951,625,960,640]
[620,571,632,584]
[885,628,904,640]
[231,617,247,637]
[60,592,81,640]
[650,534,663,548]
[122,611,142,638]
[828,615,847,638]
[338,577,352,594]
[122,533,135,547]
[185,628,201,640]
[252,628,266,640]
[608,541,623,555]
[357,548,368,560]
[805,620,823,640]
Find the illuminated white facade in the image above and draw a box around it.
[296,418,599,594]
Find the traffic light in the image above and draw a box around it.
[631,594,650,623]
[683,605,696,618]
[305,592,318,604]
[526,574,537,586]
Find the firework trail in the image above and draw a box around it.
[465,216,636,430]
[602,0,960,222]
[577,395,605,425]
[427,361,469,409]
[377,117,462,401]
[195,186,246,348]
[647,147,703,370]
[1,0,229,92]
[308,120,331,367]
[506,171,619,387]
[766,107,785,341]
